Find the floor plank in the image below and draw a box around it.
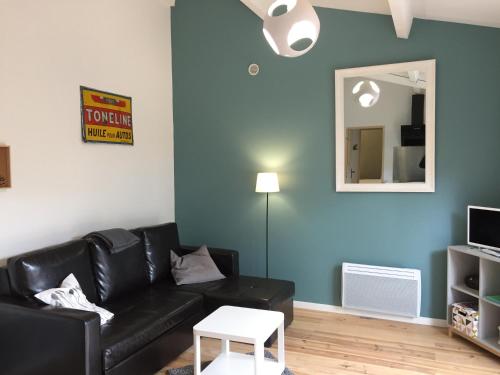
[158,308,500,374]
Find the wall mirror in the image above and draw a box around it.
[335,60,435,192]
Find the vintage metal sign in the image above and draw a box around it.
[80,86,133,145]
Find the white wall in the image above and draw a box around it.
[345,78,414,182]
[0,0,175,260]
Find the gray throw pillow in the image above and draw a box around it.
[170,245,225,285]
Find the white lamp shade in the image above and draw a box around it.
[262,0,320,58]
[256,173,280,193]
[352,80,380,108]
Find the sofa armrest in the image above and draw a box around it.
[179,246,240,277]
[0,296,101,375]
[0,266,11,296]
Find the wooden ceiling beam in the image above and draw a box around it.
[387,0,414,38]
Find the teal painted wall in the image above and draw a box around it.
[171,0,500,319]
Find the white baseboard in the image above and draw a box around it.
[294,300,447,327]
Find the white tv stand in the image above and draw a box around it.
[447,246,500,357]
[480,248,500,258]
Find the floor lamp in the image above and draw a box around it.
[255,172,280,278]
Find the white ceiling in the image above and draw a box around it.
[241,0,500,39]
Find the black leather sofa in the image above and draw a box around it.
[0,223,294,375]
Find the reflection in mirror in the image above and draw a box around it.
[345,127,384,183]
[344,70,427,185]
[335,60,435,192]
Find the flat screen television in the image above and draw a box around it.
[468,206,500,252]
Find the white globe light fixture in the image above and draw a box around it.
[263,0,320,58]
[352,80,380,108]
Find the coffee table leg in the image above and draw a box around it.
[221,339,230,354]
[194,334,201,375]
[254,340,264,375]
[278,321,285,366]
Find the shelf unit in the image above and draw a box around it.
[447,246,500,357]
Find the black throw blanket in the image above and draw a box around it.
[85,228,140,254]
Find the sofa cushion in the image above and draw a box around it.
[134,223,180,283]
[7,240,98,303]
[202,276,295,310]
[176,246,240,278]
[35,273,114,325]
[170,245,225,285]
[88,237,149,303]
[100,287,203,370]
[153,277,232,295]
[157,276,294,311]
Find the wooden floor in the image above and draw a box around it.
[158,308,500,375]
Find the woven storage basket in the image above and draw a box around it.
[452,302,479,338]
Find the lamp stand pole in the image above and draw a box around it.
[256,172,279,279]
[265,192,269,279]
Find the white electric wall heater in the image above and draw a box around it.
[342,263,421,318]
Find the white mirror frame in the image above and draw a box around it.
[335,59,436,192]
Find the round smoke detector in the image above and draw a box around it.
[248,63,260,76]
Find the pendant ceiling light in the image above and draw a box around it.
[263,0,320,58]
[352,80,380,108]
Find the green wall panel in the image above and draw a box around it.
[172,0,500,319]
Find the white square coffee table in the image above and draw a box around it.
[193,305,285,375]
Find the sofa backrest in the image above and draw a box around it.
[86,236,149,303]
[133,223,180,284]
[7,239,99,303]
[5,224,181,304]
[0,266,11,296]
